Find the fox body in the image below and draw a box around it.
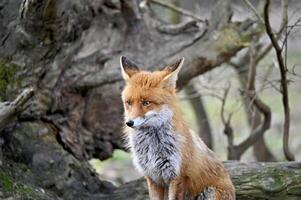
[120,56,235,200]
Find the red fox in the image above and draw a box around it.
[120,56,235,200]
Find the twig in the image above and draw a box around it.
[180,91,223,101]
[258,64,273,91]
[281,17,301,51]
[145,0,205,23]
[255,0,288,64]
[279,0,288,35]
[234,44,271,157]
[219,85,235,158]
[227,44,272,160]
[156,21,200,35]
[264,0,294,161]
[243,0,265,24]
[220,85,232,126]
[0,88,34,131]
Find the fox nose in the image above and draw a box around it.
[126,120,134,127]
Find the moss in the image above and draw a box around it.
[14,183,36,196]
[0,171,31,194]
[287,184,301,195]
[0,60,23,101]
[214,22,266,54]
[258,168,288,193]
[0,168,45,199]
[214,24,249,54]
[0,171,13,191]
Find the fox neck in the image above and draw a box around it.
[166,96,189,134]
[129,101,183,184]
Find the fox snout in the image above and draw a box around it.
[126,120,134,127]
[125,111,158,128]
[125,117,147,128]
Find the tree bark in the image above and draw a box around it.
[0,0,256,161]
[109,162,301,200]
[1,121,115,200]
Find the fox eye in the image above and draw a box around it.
[126,100,132,106]
[142,100,151,106]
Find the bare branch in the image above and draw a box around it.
[220,85,231,126]
[144,0,206,23]
[0,88,34,131]
[255,0,288,65]
[156,21,204,35]
[226,44,272,160]
[264,0,294,161]
[279,0,289,35]
[242,0,265,24]
[219,85,235,159]
[281,17,301,51]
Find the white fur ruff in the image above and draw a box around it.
[128,105,182,185]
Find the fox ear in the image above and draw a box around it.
[162,57,184,88]
[120,56,140,81]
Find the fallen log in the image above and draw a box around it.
[107,162,301,200]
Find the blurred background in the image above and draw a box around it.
[88,0,301,186]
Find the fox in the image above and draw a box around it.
[120,56,235,200]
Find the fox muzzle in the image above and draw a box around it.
[125,117,146,128]
[125,110,157,128]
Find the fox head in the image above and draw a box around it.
[120,56,184,129]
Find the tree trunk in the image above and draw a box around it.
[184,83,213,149]
[0,0,254,161]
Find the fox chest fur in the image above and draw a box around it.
[129,125,182,185]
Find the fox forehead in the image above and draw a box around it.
[122,71,173,102]
[122,85,165,103]
[127,71,167,88]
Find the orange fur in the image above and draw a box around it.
[121,57,235,200]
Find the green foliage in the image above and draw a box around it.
[0,164,49,199]
[0,171,36,197]
[0,60,22,101]
[0,171,13,191]
[214,24,248,53]
[90,150,131,172]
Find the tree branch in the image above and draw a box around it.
[226,44,272,160]
[242,0,265,24]
[231,49,276,161]
[145,0,206,22]
[263,0,294,161]
[255,0,288,64]
[0,88,34,131]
